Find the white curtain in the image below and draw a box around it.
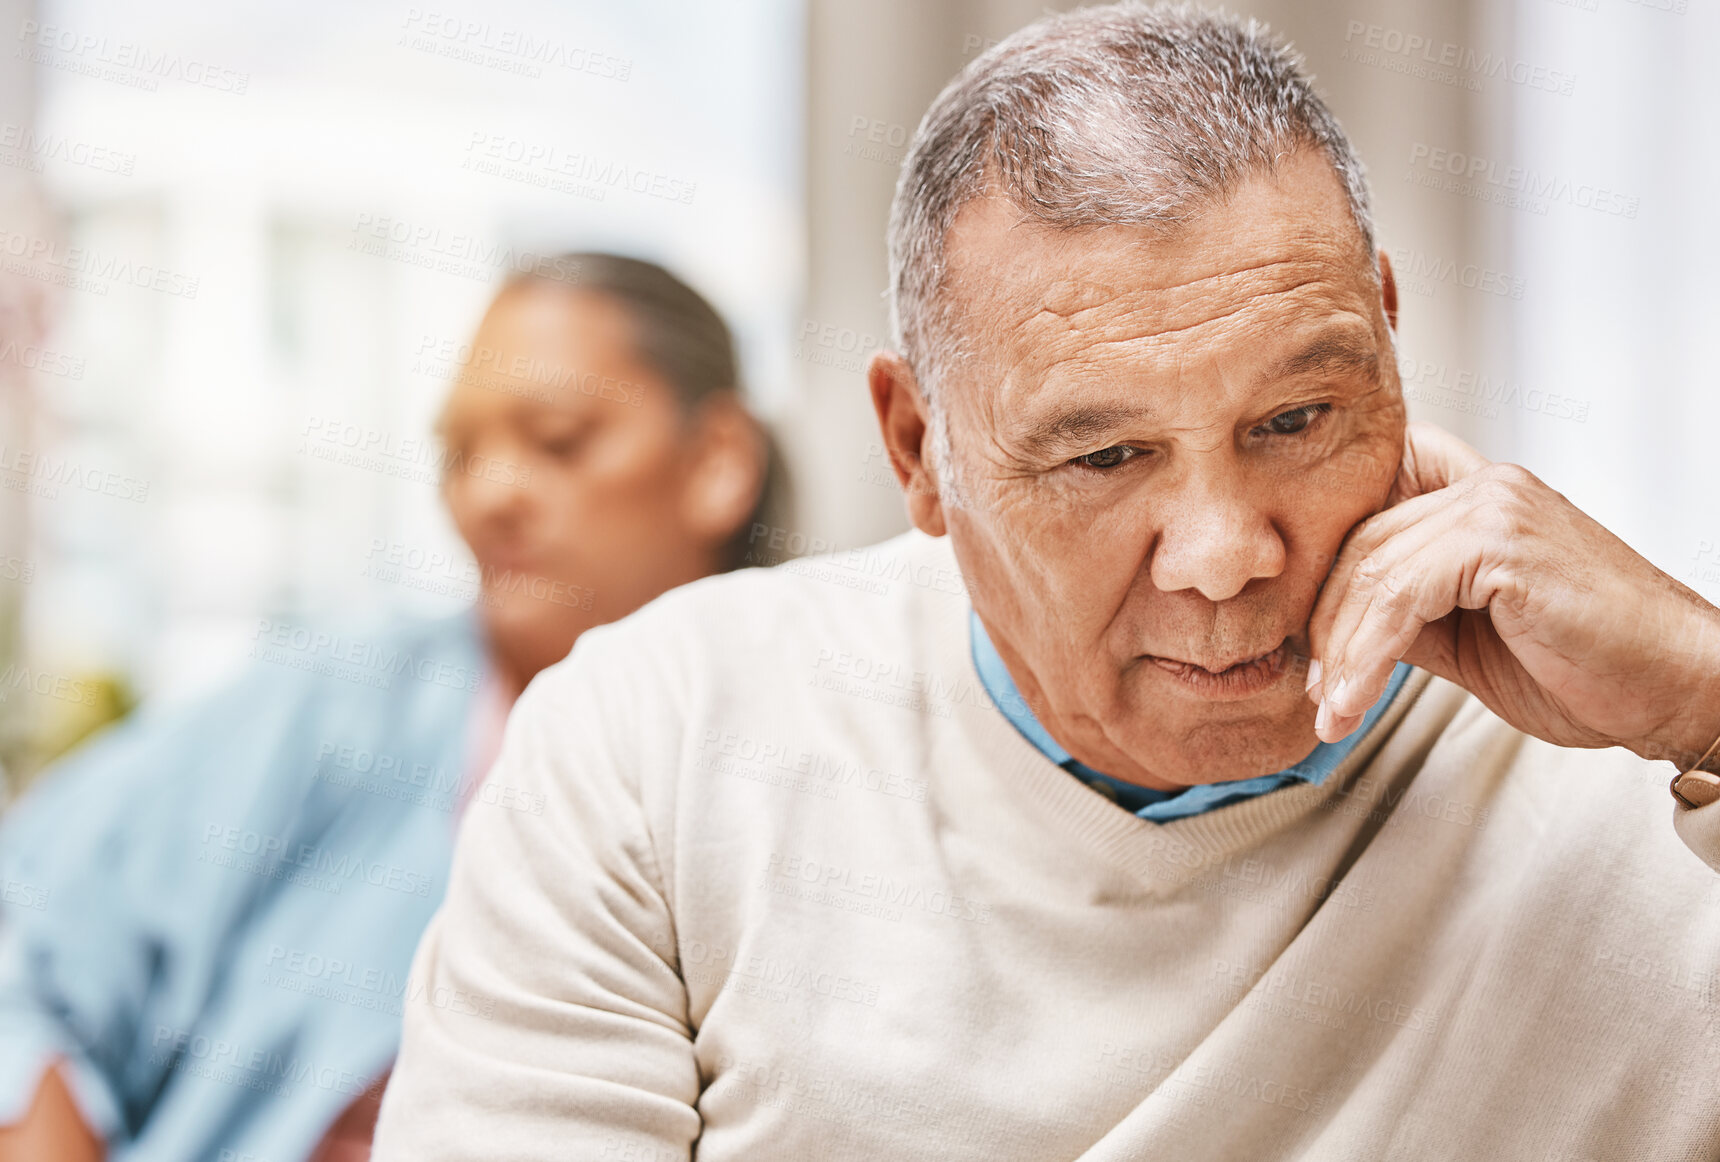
[1509,0,1720,598]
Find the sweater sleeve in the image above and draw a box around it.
[371,635,701,1161]
[1671,795,1720,874]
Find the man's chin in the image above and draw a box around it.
[1111,692,1321,790]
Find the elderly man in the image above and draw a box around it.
[372,6,1720,1160]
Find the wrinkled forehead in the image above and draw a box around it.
[935,151,1380,400]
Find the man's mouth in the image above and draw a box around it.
[1143,640,1292,699]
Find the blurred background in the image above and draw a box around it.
[0,0,1714,796]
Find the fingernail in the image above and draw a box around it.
[1330,712,1363,743]
[1315,698,1331,736]
[1305,658,1322,694]
[1329,676,1351,714]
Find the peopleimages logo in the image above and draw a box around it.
[0,228,200,297]
[461,132,697,206]
[0,443,150,502]
[149,1025,366,1100]
[1406,144,1639,219]
[0,122,135,175]
[298,415,531,489]
[360,538,595,612]
[1342,21,1576,95]
[15,19,251,94]
[1389,247,1525,301]
[0,338,85,379]
[262,943,497,1019]
[1396,354,1590,424]
[347,213,581,282]
[249,618,483,693]
[200,821,436,897]
[399,9,633,81]
[410,333,645,407]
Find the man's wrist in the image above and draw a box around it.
[1698,732,1720,776]
[1665,679,1720,775]
[1661,650,1720,807]
[1682,724,1720,777]
[1649,611,1720,775]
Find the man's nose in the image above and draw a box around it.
[1147,476,1286,601]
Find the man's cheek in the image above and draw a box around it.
[949,505,1125,649]
[1308,419,1401,505]
[1280,504,1365,622]
[1316,448,1385,500]
[1268,556,1332,658]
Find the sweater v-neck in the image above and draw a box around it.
[927,575,1435,885]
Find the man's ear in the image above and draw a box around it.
[1377,247,1399,333]
[866,350,946,537]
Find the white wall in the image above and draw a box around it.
[16,0,804,719]
[1508,0,1719,596]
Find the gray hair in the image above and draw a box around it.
[887,1,1377,419]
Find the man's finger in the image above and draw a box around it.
[1313,535,1457,738]
[1317,614,1463,745]
[1313,704,1368,745]
[1307,489,1457,685]
[1311,425,1488,661]
[1322,541,1466,723]
[1387,420,1492,506]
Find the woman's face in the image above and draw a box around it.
[437,283,749,687]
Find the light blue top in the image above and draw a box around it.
[0,611,485,1161]
[970,610,1412,822]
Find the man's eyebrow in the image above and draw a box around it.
[1007,329,1382,461]
[1010,401,1157,460]
[1262,330,1383,384]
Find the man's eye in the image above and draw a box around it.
[1066,443,1148,470]
[1259,403,1332,436]
[1074,445,1138,470]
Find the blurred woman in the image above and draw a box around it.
[0,255,784,1162]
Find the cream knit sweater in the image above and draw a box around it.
[372,530,1720,1162]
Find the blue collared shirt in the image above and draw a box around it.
[0,611,485,1161]
[970,610,1411,822]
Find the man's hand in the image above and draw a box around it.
[1307,421,1720,768]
